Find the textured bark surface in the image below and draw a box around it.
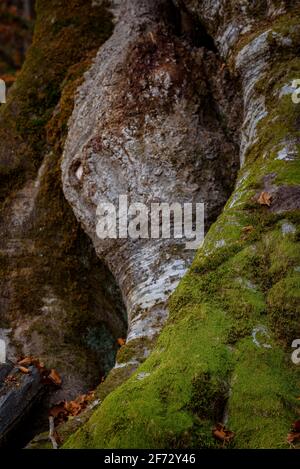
[62,0,241,375]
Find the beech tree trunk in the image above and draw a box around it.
[0,0,299,449]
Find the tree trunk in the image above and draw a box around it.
[63,0,300,449]
[0,0,299,449]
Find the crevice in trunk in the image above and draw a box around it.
[171,0,217,51]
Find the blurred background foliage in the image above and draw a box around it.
[0,0,35,85]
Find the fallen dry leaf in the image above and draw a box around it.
[34,360,45,371]
[4,375,17,384]
[213,423,235,443]
[49,390,97,427]
[292,420,300,432]
[258,191,272,207]
[18,366,30,374]
[65,400,82,416]
[286,419,300,445]
[117,338,126,346]
[213,429,225,441]
[18,356,46,373]
[242,225,254,233]
[85,391,95,402]
[1,74,16,84]
[48,369,62,386]
[287,432,300,444]
[49,402,67,419]
[18,356,33,366]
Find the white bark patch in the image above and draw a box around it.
[136,372,150,380]
[236,30,271,165]
[127,258,187,313]
[217,23,241,58]
[240,96,268,165]
[276,145,297,161]
[228,189,247,209]
[114,359,139,369]
[252,326,272,349]
[281,222,296,235]
[279,82,297,98]
[0,79,6,103]
[0,339,6,363]
[76,164,84,181]
[215,239,225,248]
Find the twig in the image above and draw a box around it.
[49,416,58,449]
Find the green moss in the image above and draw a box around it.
[187,371,229,421]
[0,0,113,201]
[26,432,53,450]
[96,365,138,402]
[65,195,300,448]
[228,340,298,448]
[117,337,154,364]
[65,306,234,448]
[267,273,300,343]
[66,203,300,447]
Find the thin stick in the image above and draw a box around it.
[49,416,58,449]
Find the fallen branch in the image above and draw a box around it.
[0,365,46,448]
[48,416,58,450]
